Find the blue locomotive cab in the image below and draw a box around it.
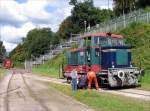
[101,46,131,69]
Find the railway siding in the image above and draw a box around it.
[24,72,150,101]
[0,69,94,111]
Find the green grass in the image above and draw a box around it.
[33,22,150,90]
[117,22,150,90]
[0,68,7,80]
[140,70,150,91]
[32,53,65,78]
[117,22,150,70]
[49,83,150,111]
[13,61,24,68]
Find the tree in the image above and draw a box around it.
[57,1,114,40]
[10,43,25,62]
[113,0,136,16]
[0,41,6,63]
[113,0,150,16]
[136,0,150,8]
[23,28,55,59]
[69,0,78,6]
[57,16,81,40]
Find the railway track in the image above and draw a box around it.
[3,69,51,111]
[23,72,150,101]
[4,70,16,111]
[20,71,50,111]
[117,90,150,97]
[1,69,149,111]
[100,88,150,101]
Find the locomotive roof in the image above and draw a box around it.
[81,32,123,38]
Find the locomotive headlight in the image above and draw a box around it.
[134,70,140,74]
[130,61,133,67]
[112,61,115,68]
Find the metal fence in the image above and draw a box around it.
[24,9,150,70]
[87,9,150,33]
[24,37,79,70]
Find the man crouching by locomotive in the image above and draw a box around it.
[87,68,99,90]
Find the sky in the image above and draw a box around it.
[0,0,113,52]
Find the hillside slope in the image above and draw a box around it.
[117,22,150,69]
[32,53,65,78]
[32,22,150,90]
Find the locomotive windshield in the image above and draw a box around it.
[94,37,108,45]
[111,38,125,46]
[94,36,125,46]
[80,37,92,47]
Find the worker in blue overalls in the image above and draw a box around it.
[71,69,78,91]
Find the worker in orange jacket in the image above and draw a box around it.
[87,69,99,90]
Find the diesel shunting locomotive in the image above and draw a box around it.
[63,33,144,87]
[3,58,13,69]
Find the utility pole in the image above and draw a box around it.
[108,0,110,32]
[123,0,126,28]
[108,0,109,9]
[84,20,87,33]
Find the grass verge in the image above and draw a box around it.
[0,68,7,80]
[49,83,150,111]
[32,53,65,78]
[139,70,150,91]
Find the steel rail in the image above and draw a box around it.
[19,71,51,111]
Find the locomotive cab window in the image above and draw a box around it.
[94,36,100,44]
[94,37,108,45]
[87,37,91,46]
[83,37,91,47]
[86,50,91,61]
[79,39,84,48]
[111,38,125,46]
[95,48,100,56]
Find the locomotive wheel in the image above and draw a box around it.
[67,77,71,83]
[116,77,122,87]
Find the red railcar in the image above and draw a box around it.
[3,58,13,69]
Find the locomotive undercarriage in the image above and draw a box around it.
[100,67,144,87]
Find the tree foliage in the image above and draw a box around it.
[24,28,57,59]
[10,28,58,61]
[69,0,78,6]
[10,43,25,62]
[0,41,6,63]
[57,0,114,39]
[113,0,136,16]
[118,22,150,69]
[113,0,150,16]
[137,0,150,8]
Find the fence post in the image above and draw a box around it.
[115,21,117,31]
[147,12,149,22]
[134,15,137,22]
[24,60,26,70]
[42,56,44,64]
[123,15,126,28]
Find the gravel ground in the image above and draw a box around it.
[0,70,94,111]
